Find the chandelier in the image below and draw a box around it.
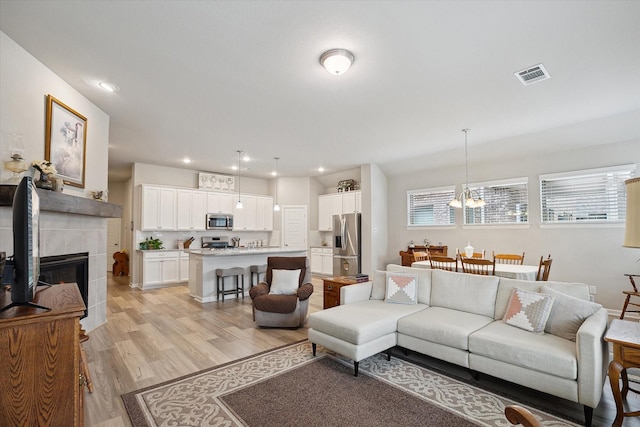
[449,129,485,209]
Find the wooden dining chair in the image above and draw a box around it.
[461,257,495,275]
[504,405,542,427]
[429,256,458,272]
[536,255,552,281]
[457,248,486,259]
[620,274,640,319]
[412,251,429,262]
[493,251,525,265]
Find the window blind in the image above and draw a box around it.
[407,186,455,226]
[465,178,529,225]
[540,164,635,223]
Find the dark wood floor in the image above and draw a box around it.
[83,273,633,426]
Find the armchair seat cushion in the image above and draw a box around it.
[253,294,299,314]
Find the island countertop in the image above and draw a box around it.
[189,247,307,256]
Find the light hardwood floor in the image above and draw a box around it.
[85,274,624,427]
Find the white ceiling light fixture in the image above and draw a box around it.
[449,129,485,209]
[98,81,120,92]
[320,49,355,75]
[273,157,281,212]
[235,150,243,209]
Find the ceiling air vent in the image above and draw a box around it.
[514,63,550,86]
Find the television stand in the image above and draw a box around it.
[0,300,51,313]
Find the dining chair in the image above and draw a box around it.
[620,274,640,319]
[461,257,495,275]
[493,251,525,265]
[504,405,542,427]
[412,251,429,262]
[536,255,552,281]
[457,248,486,259]
[429,255,458,272]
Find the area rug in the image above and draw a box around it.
[122,340,579,427]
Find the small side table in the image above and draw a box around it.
[604,319,640,427]
[323,277,357,309]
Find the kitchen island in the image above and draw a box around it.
[188,248,308,303]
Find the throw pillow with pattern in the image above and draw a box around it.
[503,288,554,333]
[385,272,418,305]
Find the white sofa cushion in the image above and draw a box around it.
[469,321,577,380]
[431,270,499,317]
[543,281,590,300]
[387,264,432,304]
[397,306,494,351]
[308,300,426,345]
[371,270,387,300]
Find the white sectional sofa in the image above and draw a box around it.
[308,264,608,427]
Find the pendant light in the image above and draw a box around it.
[273,157,281,212]
[235,150,243,209]
[449,129,485,209]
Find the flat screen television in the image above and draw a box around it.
[1,176,48,312]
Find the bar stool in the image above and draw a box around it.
[216,267,245,302]
[250,264,267,287]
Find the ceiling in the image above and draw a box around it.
[1,1,639,183]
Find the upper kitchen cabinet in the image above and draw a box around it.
[318,191,361,231]
[177,189,206,231]
[141,185,177,230]
[207,192,234,214]
[233,195,257,230]
[256,196,274,231]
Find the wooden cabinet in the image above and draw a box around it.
[318,191,361,231]
[206,192,234,214]
[142,250,180,288]
[177,189,206,231]
[141,186,177,230]
[323,276,356,309]
[399,245,448,266]
[0,283,85,426]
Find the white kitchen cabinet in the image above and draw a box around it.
[342,191,361,214]
[141,186,177,231]
[207,192,234,214]
[322,248,334,275]
[179,251,189,282]
[177,189,206,231]
[310,248,323,274]
[142,251,180,288]
[318,194,342,231]
[256,196,274,231]
[233,195,257,230]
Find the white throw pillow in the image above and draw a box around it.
[542,285,603,341]
[269,269,301,295]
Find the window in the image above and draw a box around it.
[464,178,529,225]
[407,186,455,226]
[540,164,635,224]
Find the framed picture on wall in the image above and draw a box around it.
[45,94,87,188]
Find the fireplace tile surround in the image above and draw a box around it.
[0,188,120,332]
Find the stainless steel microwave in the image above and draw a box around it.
[206,213,233,230]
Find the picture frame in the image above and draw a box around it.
[45,94,87,188]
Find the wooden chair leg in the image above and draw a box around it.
[620,294,632,319]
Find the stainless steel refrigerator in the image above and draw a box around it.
[333,213,361,277]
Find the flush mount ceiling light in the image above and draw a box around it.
[320,49,355,75]
[449,129,485,209]
[98,81,120,92]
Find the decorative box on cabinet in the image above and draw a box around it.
[399,245,448,266]
[323,277,356,309]
[0,283,86,426]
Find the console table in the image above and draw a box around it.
[399,245,448,266]
[604,319,640,427]
[0,283,86,426]
[323,277,357,309]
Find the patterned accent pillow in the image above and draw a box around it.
[385,272,418,305]
[503,288,554,333]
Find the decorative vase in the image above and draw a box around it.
[35,173,54,190]
[464,242,474,258]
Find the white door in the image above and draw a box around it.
[106,218,121,271]
[282,206,307,250]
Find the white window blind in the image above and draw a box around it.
[464,178,529,225]
[407,186,455,226]
[540,164,635,224]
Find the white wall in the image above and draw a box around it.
[361,163,388,275]
[387,137,640,312]
[0,32,109,196]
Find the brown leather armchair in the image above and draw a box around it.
[249,256,314,328]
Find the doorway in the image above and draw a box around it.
[282,206,308,250]
[106,218,122,271]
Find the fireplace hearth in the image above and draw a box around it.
[39,252,89,318]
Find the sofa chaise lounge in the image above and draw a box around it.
[308,264,608,427]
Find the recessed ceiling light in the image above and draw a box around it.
[242,155,250,162]
[318,166,325,172]
[98,81,120,92]
[183,158,191,164]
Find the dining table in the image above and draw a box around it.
[411,260,539,281]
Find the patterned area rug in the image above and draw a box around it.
[122,340,579,427]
